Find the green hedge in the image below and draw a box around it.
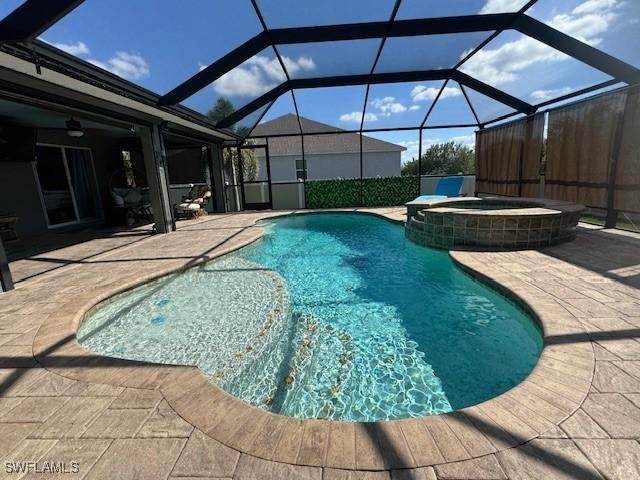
[305,176,419,209]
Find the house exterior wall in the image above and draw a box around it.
[256,151,401,182]
[0,161,47,235]
[0,130,124,237]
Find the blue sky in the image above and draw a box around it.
[2,0,638,162]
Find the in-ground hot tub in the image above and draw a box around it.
[405,196,584,250]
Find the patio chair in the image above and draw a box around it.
[111,186,153,226]
[175,185,211,219]
[415,176,465,201]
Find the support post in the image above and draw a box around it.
[418,129,423,195]
[474,127,482,196]
[264,142,273,209]
[208,144,226,213]
[605,95,627,228]
[301,134,307,209]
[518,117,531,198]
[0,236,14,292]
[359,132,364,207]
[141,125,174,233]
[237,145,246,210]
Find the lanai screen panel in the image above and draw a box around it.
[256,92,302,135]
[396,0,532,19]
[42,0,264,94]
[294,86,368,133]
[374,32,493,73]
[0,1,25,20]
[277,39,381,79]
[229,103,273,137]
[361,130,419,206]
[182,46,285,117]
[362,81,444,130]
[464,85,518,123]
[526,0,640,69]
[268,133,306,209]
[255,0,396,28]
[3,0,637,138]
[424,83,478,127]
[459,29,613,107]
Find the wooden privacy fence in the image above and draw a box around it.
[475,86,640,221]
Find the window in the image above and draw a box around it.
[295,158,306,180]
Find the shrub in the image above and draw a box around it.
[305,176,419,208]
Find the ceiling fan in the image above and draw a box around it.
[38,116,128,138]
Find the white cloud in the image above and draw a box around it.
[462,0,622,87]
[89,52,150,80]
[339,111,378,123]
[411,85,461,102]
[51,41,89,56]
[409,105,421,111]
[398,140,419,163]
[530,87,574,101]
[211,55,314,97]
[479,0,530,14]
[370,96,407,115]
[293,56,316,71]
[572,0,618,16]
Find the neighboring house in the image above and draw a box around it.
[250,114,405,182]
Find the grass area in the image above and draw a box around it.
[580,214,605,226]
[617,218,640,233]
[580,213,640,233]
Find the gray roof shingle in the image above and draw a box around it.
[250,114,406,156]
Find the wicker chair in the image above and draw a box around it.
[175,185,212,219]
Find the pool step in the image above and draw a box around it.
[203,257,292,384]
[219,311,355,418]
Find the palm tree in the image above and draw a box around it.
[208,98,261,210]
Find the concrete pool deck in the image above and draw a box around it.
[1,208,639,479]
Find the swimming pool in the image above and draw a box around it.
[78,213,542,422]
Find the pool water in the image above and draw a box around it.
[78,213,542,421]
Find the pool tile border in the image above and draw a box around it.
[30,209,594,470]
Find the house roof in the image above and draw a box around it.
[251,114,406,156]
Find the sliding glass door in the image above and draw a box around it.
[34,145,101,227]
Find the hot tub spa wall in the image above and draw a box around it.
[406,209,582,249]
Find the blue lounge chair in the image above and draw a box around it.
[415,176,464,201]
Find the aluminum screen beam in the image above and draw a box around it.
[451,71,533,113]
[160,14,518,106]
[0,0,85,42]
[268,14,517,44]
[161,13,640,108]
[514,15,640,85]
[160,32,270,106]
[217,70,534,128]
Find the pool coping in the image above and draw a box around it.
[31,208,594,470]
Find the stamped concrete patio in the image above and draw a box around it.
[1,208,639,480]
